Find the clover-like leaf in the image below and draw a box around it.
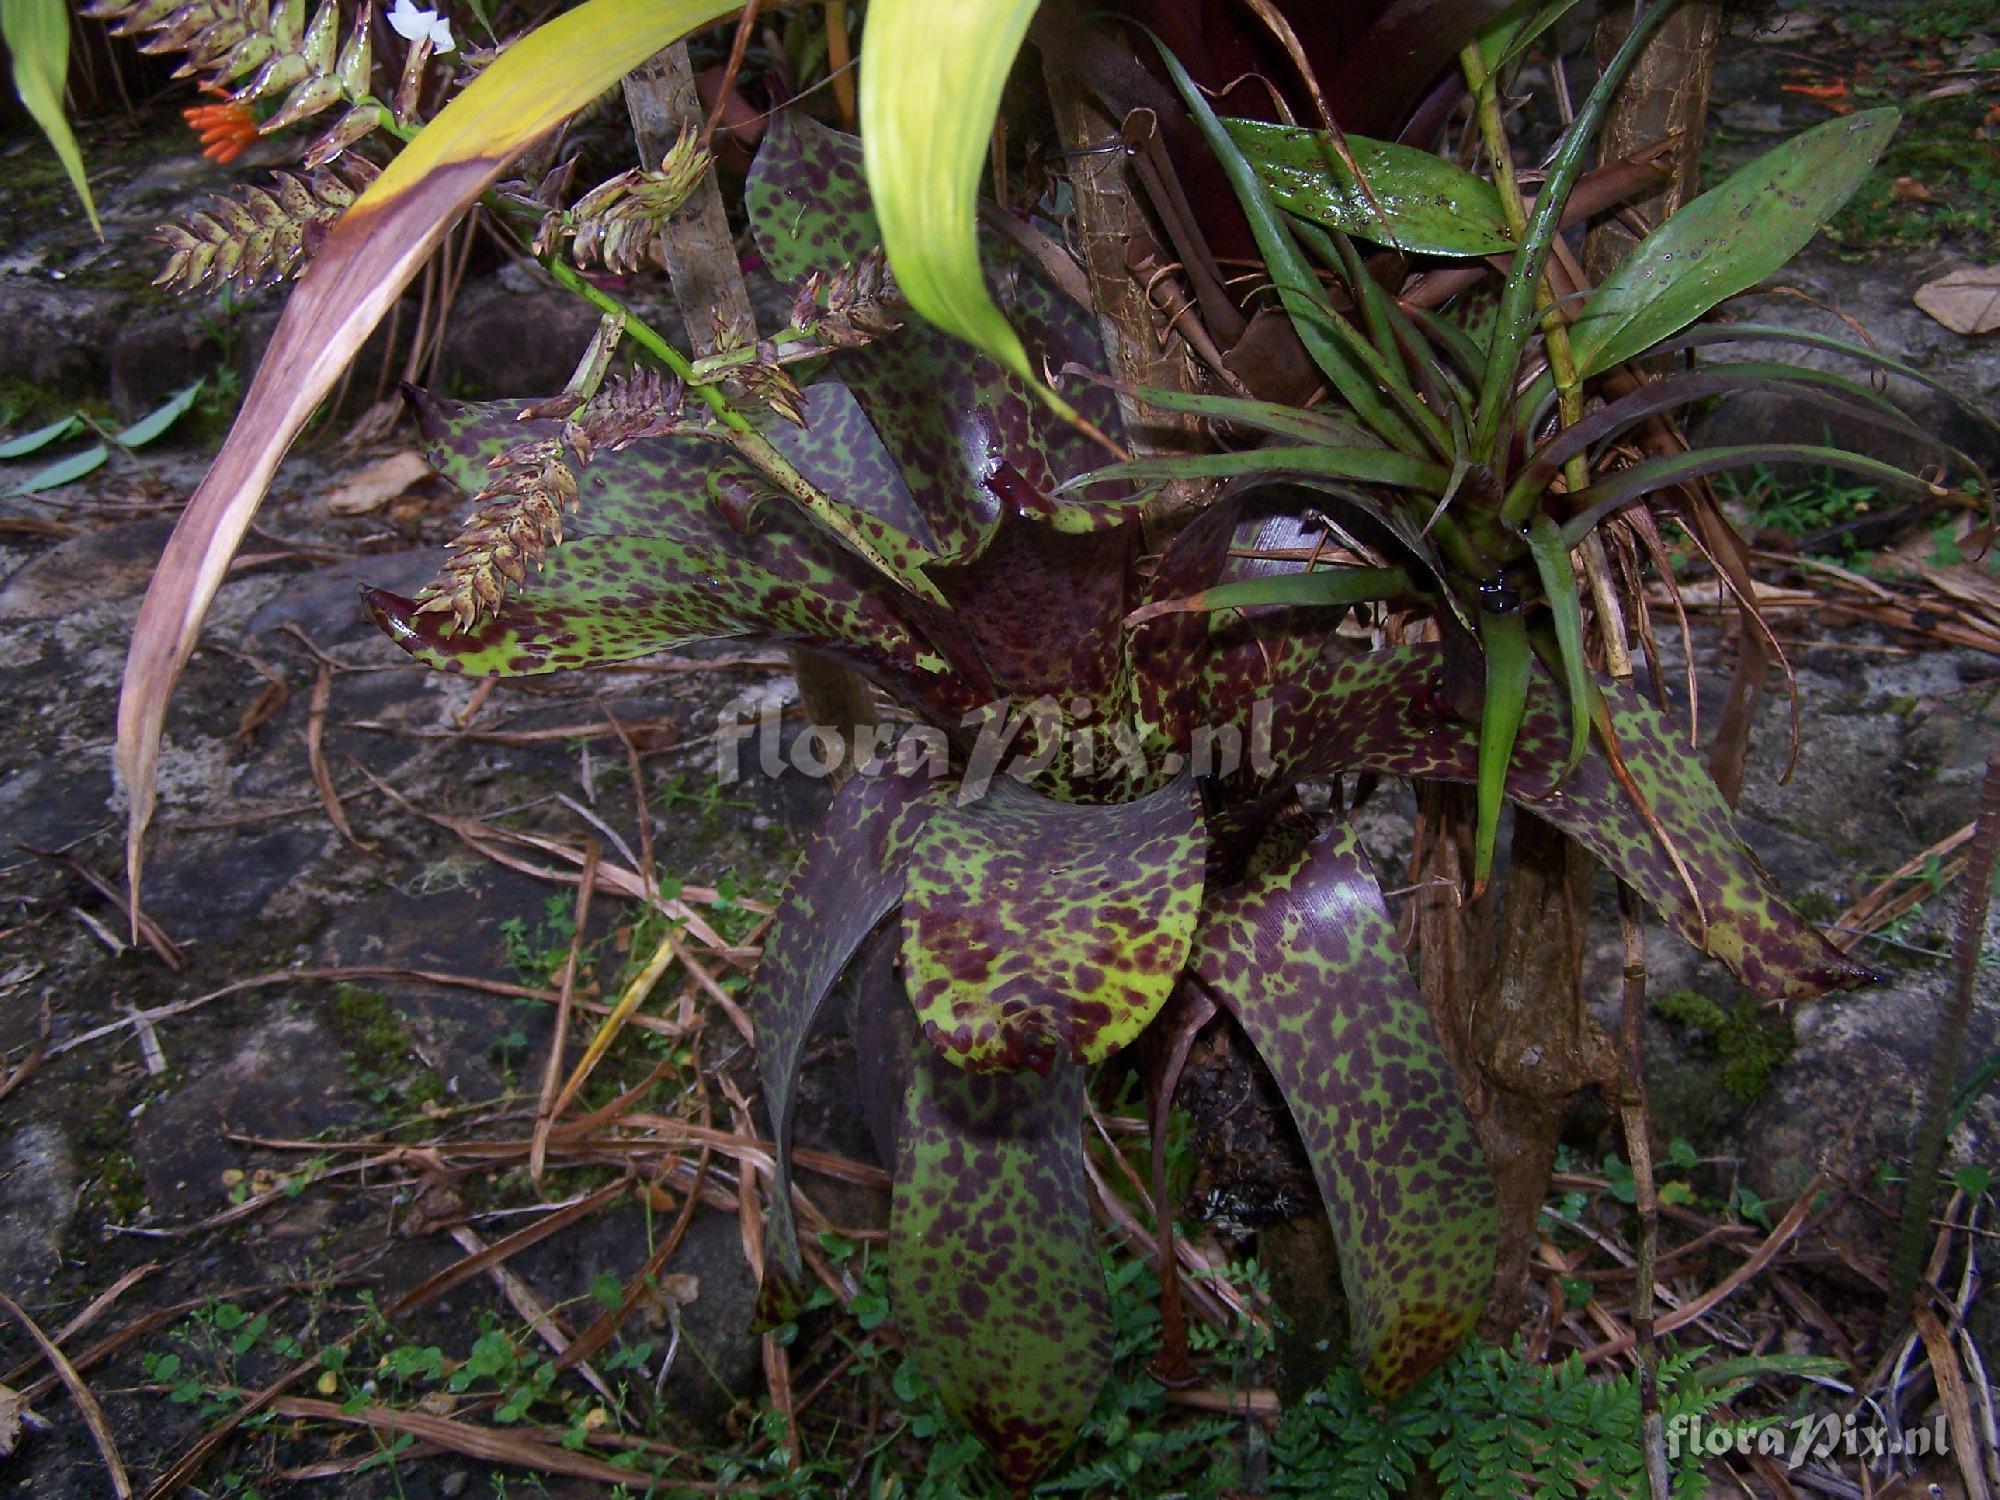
[900,775,1205,1073]
[750,766,943,1324]
[1191,818,1497,1397]
[887,1048,1110,1488]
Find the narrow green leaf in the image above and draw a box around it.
[1126,565,1413,626]
[1469,0,1679,461]
[0,413,82,458]
[1192,820,1495,1397]
[1473,600,1531,885]
[888,1051,1110,1488]
[1477,0,1589,72]
[3,0,100,237]
[900,775,1206,1073]
[858,0,1083,424]
[1559,442,1945,546]
[1525,516,1592,776]
[1149,35,1439,457]
[1571,109,1900,378]
[1224,117,1514,257]
[1127,385,1378,448]
[1068,444,1452,495]
[10,442,108,495]
[113,381,205,448]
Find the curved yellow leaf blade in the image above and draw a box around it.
[858,0,1080,425]
[4,0,101,236]
[116,0,747,913]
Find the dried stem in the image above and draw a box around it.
[1891,745,2000,1304]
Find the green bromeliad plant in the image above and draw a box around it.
[97,0,1994,1487]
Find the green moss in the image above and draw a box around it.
[329,984,447,1111]
[1788,888,1839,924]
[1653,988,1795,1102]
[1828,93,2000,255]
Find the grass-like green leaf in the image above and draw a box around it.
[900,775,1206,1073]
[9,442,108,495]
[888,1051,1110,1488]
[1570,109,1899,378]
[1525,516,1592,777]
[1124,385,1379,447]
[1224,118,1513,257]
[858,0,1084,424]
[113,381,205,448]
[1067,445,1452,495]
[1477,0,1589,72]
[1192,820,1496,1397]
[1558,442,1947,546]
[4,0,100,236]
[1472,602,1531,886]
[1127,565,1414,627]
[0,414,82,458]
[1151,35,1440,458]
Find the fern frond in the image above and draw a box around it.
[152,160,374,296]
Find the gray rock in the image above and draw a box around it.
[1738,904,2000,1267]
[143,824,326,943]
[0,1124,78,1300]
[0,278,126,398]
[434,276,604,399]
[130,1014,364,1219]
[0,519,175,623]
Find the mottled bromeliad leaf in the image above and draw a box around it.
[1236,645,1869,1001]
[1569,109,1898,379]
[887,1047,1110,1488]
[751,766,943,1324]
[900,775,1205,1073]
[1222,117,1514,258]
[745,109,881,284]
[928,499,1137,711]
[1191,819,1496,1397]
[370,387,964,699]
[744,110,1128,563]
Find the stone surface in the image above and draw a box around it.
[130,1013,364,1219]
[434,276,605,400]
[1738,901,2000,1266]
[0,520,175,623]
[0,1124,77,1301]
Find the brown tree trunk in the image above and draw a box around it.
[1583,1,1724,283]
[626,44,879,768]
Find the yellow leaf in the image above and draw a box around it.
[3,0,101,236]
[858,0,1080,425]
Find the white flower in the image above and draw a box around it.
[386,0,455,53]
